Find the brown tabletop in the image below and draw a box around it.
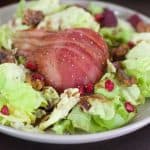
[0,0,150,150]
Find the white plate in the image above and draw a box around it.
[0,0,150,144]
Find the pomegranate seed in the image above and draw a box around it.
[1,105,9,115]
[85,83,94,94]
[32,73,45,81]
[105,79,115,92]
[77,85,85,96]
[128,14,143,28]
[25,61,37,71]
[100,8,118,27]
[125,102,135,113]
[95,13,103,22]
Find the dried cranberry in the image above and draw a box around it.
[25,61,37,71]
[100,8,118,27]
[125,102,135,113]
[1,105,9,115]
[77,85,85,96]
[32,73,45,81]
[95,13,104,22]
[128,14,143,28]
[85,83,94,94]
[105,79,115,92]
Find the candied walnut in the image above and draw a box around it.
[113,61,123,70]
[113,61,137,86]
[116,68,137,86]
[80,97,91,111]
[25,73,45,91]
[23,9,44,27]
[136,22,150,32]
[32,79,45,91]
[111,44,129,61]
[0,49,15,63]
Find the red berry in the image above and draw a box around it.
[77,85,85,96]
[1,105,9,116]
[25,61,37,71]
[125,102,135,113]
[32,73,45,81]
[105,79,115,92]
[95,13,103,22]
[85,83,94,94]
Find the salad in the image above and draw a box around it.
[0,0,149,135]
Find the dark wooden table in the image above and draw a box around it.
[0,0,150,150]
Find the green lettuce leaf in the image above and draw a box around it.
[124,40,150,98]
[42,86,60,107]
[86,95,116,120]
[131,33,150,43]
[100,19,134,47]
[12,18,30,31]
[88,96,135,130]
[52,119,74,134]
[0,63,47,126]
[16,0,26,19]
[121,84,145,105]
[68,95,136,133]
[39,88,80,130]
[68,106,105,133]
[123,58,150,97]
[38,6,100,32]
[95,73,120,99]
[16,0,61,16]
[95,70,143,105]
[127,41,150,59]
[0,25,13,50]
[87,2,104,15]
[28,0,60,15]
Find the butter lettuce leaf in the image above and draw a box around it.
[0,25,13,50]
[100,19,134,47]
[127,41,150,59]
[131,33,150,43]
[95,73,120,99]
[39,88,80,130]
[28,0,60,15]
[16,0,26,19]
[0,63,47,126]
[123,58,150,97]
[124,40,150,97]
[67,95,136,133]
[38,6,100,32]
[87,2,104,15]
[95,70,143,105]
[68,106,105,133]
[52,119,74,134]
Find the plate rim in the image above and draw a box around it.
[0,0,150,144]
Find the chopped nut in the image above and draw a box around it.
[117,69,137,86]
[113,61,123,70]
[25,73,45,91]
[136,22,150,32]
[80,97,91,111]
[111,43,129,61]
[32,79,45,91]
[23,9,44,27]
[0,49,15,64]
